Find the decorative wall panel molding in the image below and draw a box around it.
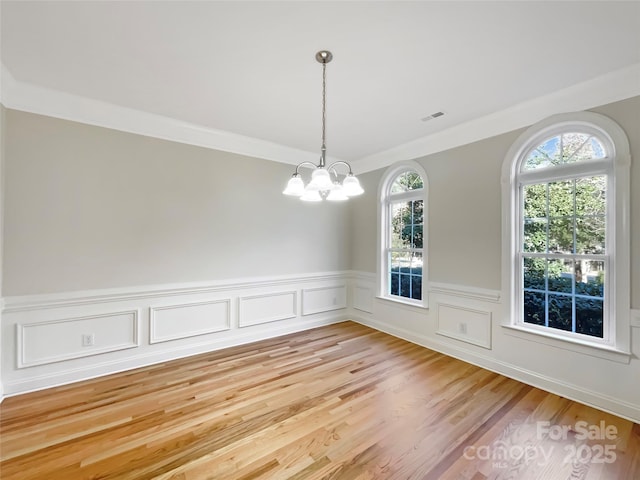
[2,272,349,396]
[17,310,139,368]
[435,303,492,349]
[352,285,374,313]
[2,271,347,313]
[302,285,347,316]
[430,282,501,303]
[238,291,297,327]
[150,299,231,344]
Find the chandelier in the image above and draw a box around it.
[282,50,364,202]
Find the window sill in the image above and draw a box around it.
[502,324,631,364]
[376,295,428,312]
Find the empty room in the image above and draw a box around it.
[0,1,639,479]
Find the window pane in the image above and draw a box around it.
[562,133,592,163]
[547,259,573,293]
[523,136,559,170]
[522,134,606,172]
[548,180,573,217]
[412,200,424,224]
[548,294,572,331]
[575,176,606,215]
[398,274,410,298]
[523,257,545,290]
[576,216,605,254]
[575,261,604,297]
[391,171,423,194]
[391,252,410,272]
[523,291,545,326]
[411,275,422,300]
[565,134,606,162]
[523,184,547,218]
[410,253,423,275]
[548,217,574,254]
[576,297,604,337]
[390,273,399,296]
[523,218,547,252]
[390,203,410,248]
[412,225,423,248]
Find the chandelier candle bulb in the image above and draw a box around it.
[282,50,364,202]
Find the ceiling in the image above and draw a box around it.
[1,1,640,172]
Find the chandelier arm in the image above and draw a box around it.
[294,161,319,175]
[326,160,354,175]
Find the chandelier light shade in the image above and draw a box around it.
[282,50,364,202]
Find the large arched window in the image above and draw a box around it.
[378,162,428,307]
[502,112,630,357]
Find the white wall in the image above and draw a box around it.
[2,110,350,296]
[350,96,640,422]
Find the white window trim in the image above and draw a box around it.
[501,111,631,362]
[377,161,429,308]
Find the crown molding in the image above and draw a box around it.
[2,62,639,173]
[0,62,331,167]
[353,63,640,174]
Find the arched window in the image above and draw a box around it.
[502,112,630,355]
[378,162,428,306]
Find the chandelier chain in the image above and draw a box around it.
[322,61,327,150]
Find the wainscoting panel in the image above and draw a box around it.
[18,310,139,368]
[436,303,492,349]
[352,284,374,313]
[302,285,347,316]
[150,299,231,344]
[238,291,297,327]
[2,272,348,396]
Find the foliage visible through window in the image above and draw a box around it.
[519,133,608,338]
[522,133,606,171]
[388,171,424,301]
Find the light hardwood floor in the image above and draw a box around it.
[1,321,638,479]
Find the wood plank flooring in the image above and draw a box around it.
[1,321,638,479]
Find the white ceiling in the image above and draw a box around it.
[1,1,640,172]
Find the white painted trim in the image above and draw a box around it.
[3,62,638,174]
[435,303,492,349]
[354,63,640,173]
[352,285,374,314]
[502,324,630,364]
[238,291,298,327]
[301,285,347,316]
[2,271,346,313]
[149,299,231,344]
[631,309,640,328]
[351,315,640,423]
[0,63,337,168]
[430,282,501,303]
[17,310,140,368]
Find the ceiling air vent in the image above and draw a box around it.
[421,111,445,122]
